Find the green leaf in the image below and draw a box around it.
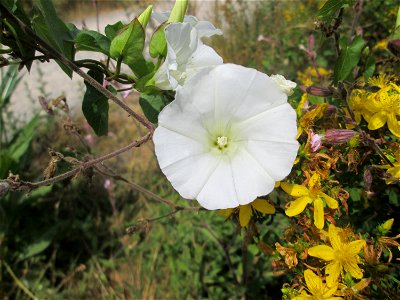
[82,70,109,136]
[0,65,21,109]
[110,18,150,77]
[0,151,13,179]
[139,92,168,124]
[149,24,167,58]
[32,0,75,77]
[21,239,51,259]
[8,116,40,161]
[75,30,111,55]
[105,21,125,40]
[0,2,36,70]
[318,0,350,23]
[363,56,376,81]
[333,36,365,83]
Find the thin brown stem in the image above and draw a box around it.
[3,133,152,193]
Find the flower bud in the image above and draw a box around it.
[168,0,188,23]
[270,74,296,96]
[388,39,400,57]
[305,85,333,97]
[138,5,153,28]
[325,129,356,144]
[378,218,394,235]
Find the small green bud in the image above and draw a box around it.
[377,218,394,235]
[138,5,153,28]
[168,0,188,23]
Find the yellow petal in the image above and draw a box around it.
[343,260,364,279]
[328,224,343,250]
[251,199,275,214]
[285,196,312,216]
[281,182,309,197]
[239,205,252,227]
[314,197,325,229]
[304,269,323,295]
[368,111,388,130]
[387,113,400,138]
[387,166,400,179]
[308,245,335,261]
[308,173,321,189]
[325,261,342,287]
[218,208,234,219]
[322,282,339,298]
[347,240,366,256]
[274,181,281,188]
[319,192,338,209]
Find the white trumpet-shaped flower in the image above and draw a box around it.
[153,64,299,210]
[154,20,223,90]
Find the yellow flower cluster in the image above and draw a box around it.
[292,224,366,299]
[297,67,330,86]
[349,74,400,138]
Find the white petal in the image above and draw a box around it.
[154,62,173,90]
[194,20,223,38]
[187,44,223,70]
[233,103,298,142]
[196,157,239,209]
[165,23,198,65]
[244,140,299,180]
[161,152,221,201]
[157,97,210,145]
[230,147,276,205]
[153,126,206,170]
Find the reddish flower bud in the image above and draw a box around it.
[325,129,356,144]
[305,86,333,97]
[388,39,400,57]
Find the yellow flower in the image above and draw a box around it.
[374,39,388,50]
[292,269,342,300]
[360,75,400,137]
[297,103,329,139]
[281,174,338,229]
[297,67,330,86]
[348,91,373,124]
[219,198,275,227]
[308,224,366,286]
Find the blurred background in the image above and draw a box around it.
[1,0,398,298]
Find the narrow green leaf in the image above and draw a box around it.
[8,116,40,161]
[82,70,109,136]
[32,0,75,77]
[75,30,111,55]
[149,24,167,58]
[363,56,376,81]
[21,239,51,259]
[0,65,21,108]
[334,36,365,83]
[139,92,168,124]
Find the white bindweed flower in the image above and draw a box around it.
[153,64,299,210]
[154,18,223,90]
[270,74,297,96]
